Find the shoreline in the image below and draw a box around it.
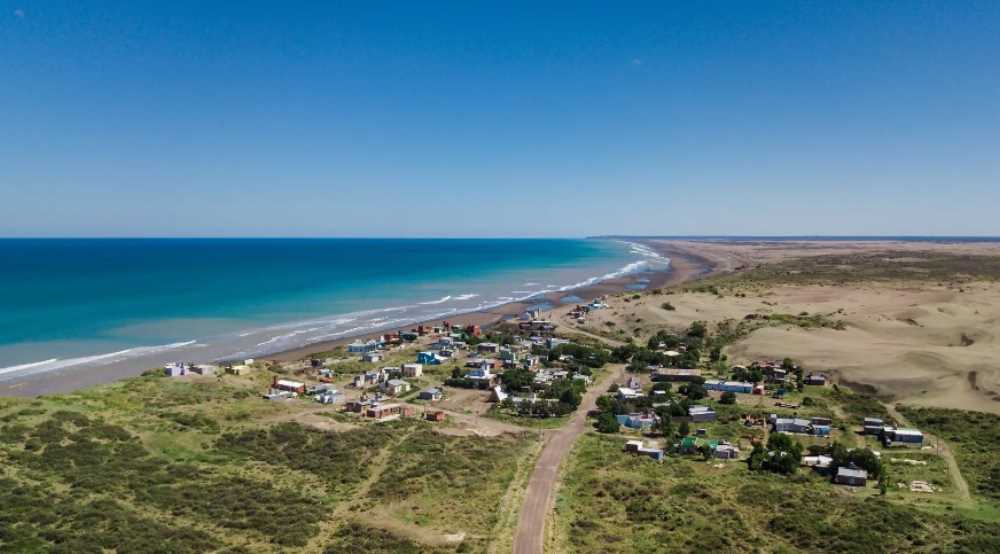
[0,240,719,397]
[265,240,718,362]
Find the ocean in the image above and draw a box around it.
[0,238,668,383]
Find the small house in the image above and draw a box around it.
[704,379,754,394]
[272,378,306,394]
[190,364,217,376]
[688,405,717,422]
[264,389,295,401]
[426,411,447,422]
[714,443,741,460]
[364,403,414,422]
[381,379,411,396]
[164,363,187,377]
[805,373,828,386]
[477,342,500,354]
[547,337,570,349]
[348,340,380,354]
[433,337,455,349]
[834,466,868,487]
[315,389,343,405]
[773,417,811,434]
[863,417,885,435]
[465,365,497,388]
[802,455,834,470]
[616,413,657,431]
[418,387,443,402]
[417,351,443,365]
[679,436,719,455]
[624,440,664,462]
[617,387,642,401]
[402,363,423,378]
[652,368,702,382]
[362,352,383,363]
[354,370,387,388]
[227,364,252,376]
[883,427,924,446]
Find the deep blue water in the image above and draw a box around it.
[0,239,666,379]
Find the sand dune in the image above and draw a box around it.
[560,240,1000,415]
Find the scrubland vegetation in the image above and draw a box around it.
[0,371,536,553]
[553,433,1000,554]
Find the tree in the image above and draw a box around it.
[758,432,803,474]
[559,387,581,409]
[709,346,722,363]
[657,413,674,439]
[683,382,707,401]
[595,412,620,433]
[747,443,767,471]
[687,321,707,339]
[678,420,690,436]
[652,381,673,393]
[719,391,737,405]
[501,368,534,391]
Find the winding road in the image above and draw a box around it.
[512,364,625,554]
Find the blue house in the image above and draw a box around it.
[812,425,832,437]
[417,351,442,365]
[704,379,754,393]
[616,413,657,431]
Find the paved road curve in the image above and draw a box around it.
[513,365,625,554]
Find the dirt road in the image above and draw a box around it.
[512,365,624,554]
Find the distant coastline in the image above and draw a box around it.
[0,238,693,397]
[265,240,717,362]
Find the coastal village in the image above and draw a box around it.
[163,292,935,498]
[5,243,1000,553]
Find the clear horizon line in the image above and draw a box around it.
[2,234,1000,240]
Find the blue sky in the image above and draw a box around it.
[2,1,998,237]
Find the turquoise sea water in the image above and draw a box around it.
[0,239,667,381]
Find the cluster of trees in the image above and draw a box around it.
[807,443,884,481]
[750,434,886,487]
[610,322,706,370]
[748,432,803,474]
[491,365,587,419]
[731,365,764,383]
[593,381,702,437]
[549,343,609,369]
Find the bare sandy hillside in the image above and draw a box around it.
[558,240,1000,415]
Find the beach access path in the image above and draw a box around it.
[513,364,625,554]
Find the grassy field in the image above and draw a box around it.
[708,250,1000,289]
[0,370,538,553]
[552,433,1000,554]
[897,406,1000,504]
